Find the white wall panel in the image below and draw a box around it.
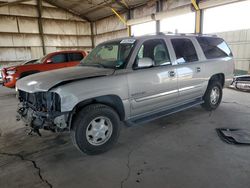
[0,5,9,15]
[18,17,39,33]
[0,47,31,61]
[133,4,156,19]
[217,29,250,73]
[0,2,92,65]
[42,7,83,21]
[76,22,91,35]
[45,47,56,54]
[9,4,38,17]
[94,30,127,45]
[95,14,127,35]
[31,47,43,58]
[42,19,77,35]
[0,16,18,32]
[77,36,92,47]
[44,35,78,46]
[0,34,41,47]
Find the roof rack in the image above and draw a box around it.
[157,32,217,37]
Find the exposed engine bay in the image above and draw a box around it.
[17,90,69,135]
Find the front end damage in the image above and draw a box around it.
[17,90,70,135]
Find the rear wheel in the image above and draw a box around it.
[70,104,120,155]
[202,81,222,111]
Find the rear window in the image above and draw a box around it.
[171,38,198,64]
[69,52,84,61]
[196,37,232,59]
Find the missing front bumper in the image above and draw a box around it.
[17,105,70,132]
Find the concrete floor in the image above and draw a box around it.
[0,86,250,188]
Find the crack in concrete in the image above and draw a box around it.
[120,148,134,188]
[0,152,53,188]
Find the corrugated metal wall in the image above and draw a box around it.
[0,0,91,67]
[93,13,128,46]
[217,29,250,74]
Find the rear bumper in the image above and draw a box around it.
[235,81,250,91]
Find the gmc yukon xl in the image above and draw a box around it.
[16,34,234,154]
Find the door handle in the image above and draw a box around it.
[169,71,175,77]
[196,67,201,73]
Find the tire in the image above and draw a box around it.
[70,104,121,155]
[202,81,223,111]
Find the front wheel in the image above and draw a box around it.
[202,81,223,111]
[70,104,121,155]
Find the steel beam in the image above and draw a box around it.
[37,0,46,55]
[90,22,95,49]
[0,0,31,7]
[127,9,132,36]
[191,0,203,34]
[156,0,163,34]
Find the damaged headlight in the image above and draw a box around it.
[18,90,61,112]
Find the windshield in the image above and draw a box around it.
[81,39,135,69]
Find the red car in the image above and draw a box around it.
[1,50,87,88]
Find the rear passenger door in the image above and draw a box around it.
[128,38,178,117]
[170,37,205,102]
[67,52,84,67]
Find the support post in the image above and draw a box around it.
[192,0,203,34]
[37,0,46,55]
[195,9,203,34]
[156,0,163,34]
[90,22,95,49]
[127,9,132,36]
[111,8,131,36]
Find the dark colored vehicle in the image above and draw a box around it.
[230,75,250,92]
[1,50,87,88]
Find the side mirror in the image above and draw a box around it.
[137,57,154,68]
[46,58,53,64]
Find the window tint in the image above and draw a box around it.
[134,39,171,68]
[69,53,84,61]
[197,37,232,59]
[171,38,198,64]
[51,54,67,64]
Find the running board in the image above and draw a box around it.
[127,99,204,126]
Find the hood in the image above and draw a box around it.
[16,66,114,93]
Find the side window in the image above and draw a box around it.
[196,37,232,59]
[68,53,84,61]
[134,39,171,68]
[171,38,198,64]
[51,54,68,64]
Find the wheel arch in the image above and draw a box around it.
[208,73,225,87]
[70,95,126,124]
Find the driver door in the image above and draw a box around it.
[127,38,179,117]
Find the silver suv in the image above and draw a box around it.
[16,34,234,154]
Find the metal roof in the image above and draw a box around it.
[45,0,149,22]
